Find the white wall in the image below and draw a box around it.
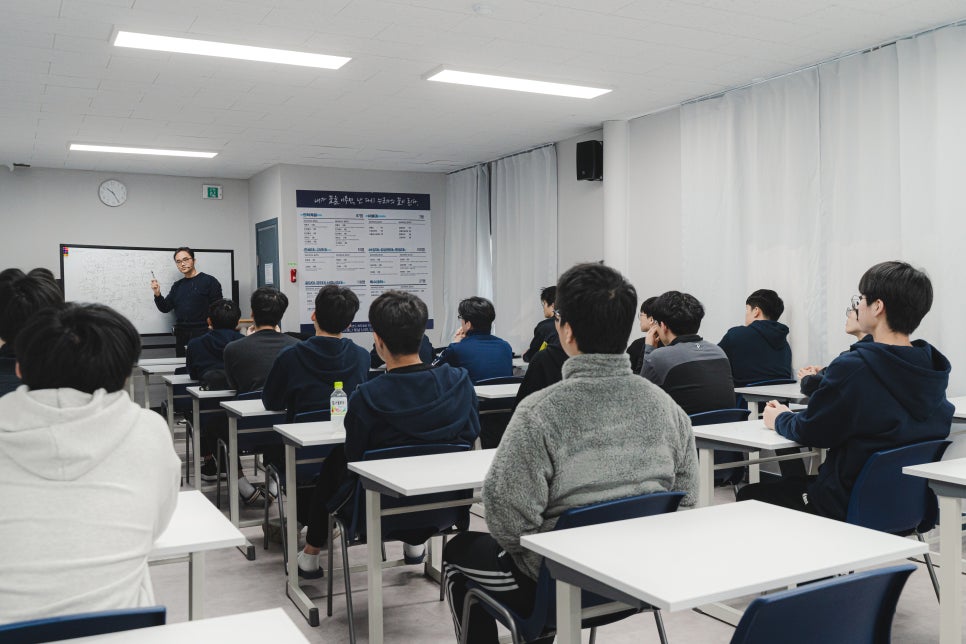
[0,166,252,306]
[270,164,448,347]
[556,130,604,274]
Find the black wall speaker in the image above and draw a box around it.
[576,140,603,181]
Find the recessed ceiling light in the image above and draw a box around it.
[69,144,218,159]
[426,69,610,99]
[113,30,350,70]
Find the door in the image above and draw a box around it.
[256,218,279,288]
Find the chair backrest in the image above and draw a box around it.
[0,606,166,643]
[345,443,474,545]
[846,439,950,534]
[294,408,330,423]
[521,492,685,641]
[689,408,751,426]
[730,564,915,644]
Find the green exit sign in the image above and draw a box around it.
[203,184,223,200]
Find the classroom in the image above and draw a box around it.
[2,1,966,642]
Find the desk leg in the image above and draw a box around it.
[126,373,135,401]
[748,450,760,484]
[555,581,581,644]
[227,418,255,560]
[939,494,962,644]
[188,551,204,620]
[367,490,384,644]
[426,535,443,582]
[284,443,320,626]
[698,447,714,507]
[192,399,202,490]
[747,400,760,418]
[165,385,175,438]
[143,374,152,410]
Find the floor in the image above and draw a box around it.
[152,420,960,643]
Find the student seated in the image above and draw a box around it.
[522,286,559,362]
[718,289,793,387]
[0,275,64,397]
[262,284,370,419]
[435,296,512,382]
[626,296,659,373]
[640,291,735,414]
[737,261,953,520]
[513,343,568,409]
[297,290,480,577]
[443,263,698,643]
[0,303,181,625]
[369,333,434,368]
[798,306,869,396]
[186,298,243,388]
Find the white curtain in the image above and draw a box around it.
[679,22,966,393]
[442,164,491,346]
[491,145,559,353]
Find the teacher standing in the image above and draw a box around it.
[151,247,223,357]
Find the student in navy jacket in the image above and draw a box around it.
[185,299,243,385]
[737,261,954,520]
[718,289,793,387]
[435,296,512,383]
[262,285,369,421]
[296,290,480,577]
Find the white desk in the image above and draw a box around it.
[949,395,966,423]
[691,419,816,507]
[162,374,196,436]
[734,382,807,416]
[68,608,308,643]
[273,420,347,626]
[474,383,520,399]
[521,500,927,644]
[347,449,496,644]
[149,491,246,620]
[904,457,966,644]
[219,399,287,559]
[128,358,185,407]
[186,386,236,489]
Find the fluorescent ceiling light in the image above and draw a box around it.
[427,69,610,99]
[113,30,350,70]
[70,144,218,159]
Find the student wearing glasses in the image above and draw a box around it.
[737,261,953,519]
[151,246,223,356]
[434,296,512,383]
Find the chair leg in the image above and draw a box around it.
[340,519,356,644]
[184,423,192,484]
[215,438,228,510]
[652,609,669,644]
[916,533,941,602]
[327,514,336,618]
[589,626,597,644]
[381,541,387,562]
[439,534,449,601]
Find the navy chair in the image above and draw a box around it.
[730,564,915,644]
[458,491,686,644]
[264,408,336,567]
[476,376,524,449]
[689,408,751,488]
[847,439,950,601]
[328,443,474,644]
[0,606,166,643]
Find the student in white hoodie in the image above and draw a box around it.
[0,303,181,625]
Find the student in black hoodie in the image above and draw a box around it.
[262,285,369,420]
[737,261,953,520]
[296,290,480,577]
[185,299,243,386]
[718,289,793,387]
[522,286,559,363]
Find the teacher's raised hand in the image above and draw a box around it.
[150,278,160,296]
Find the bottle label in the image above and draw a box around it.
[331,398,348,416]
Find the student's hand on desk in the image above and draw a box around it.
[644,326,661,346]
[762,400,791,430]
[797,365,821,378]
[150,279,161,296]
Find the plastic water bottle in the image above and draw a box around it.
[330,381,348,430]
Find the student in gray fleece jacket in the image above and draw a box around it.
[443,263,698,644]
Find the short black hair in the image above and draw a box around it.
[16,303,140,394]
[173,247,195,260]
[250,287,288,327]
[0,276,65,344]
[746,289,784,321]
[0,267,25,284]
[458,297,496,333]
[540,286,557,306]
[27,267,56,283]
[208,298,241,330]
[555,263,637,354]
[314,285,359,334]
[640,296,658,316]
[858,261,933,335]
[652,291,705,336]
[370,290,427,356]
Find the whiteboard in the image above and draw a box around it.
[60,244,235,335]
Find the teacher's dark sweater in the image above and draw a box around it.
[154,272,223,329]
